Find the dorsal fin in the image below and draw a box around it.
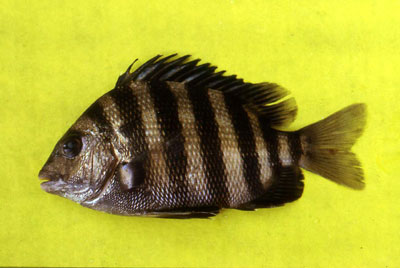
[115,54,297,127]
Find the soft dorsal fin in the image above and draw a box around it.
[115,54,297,127]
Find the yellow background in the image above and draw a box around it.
[1,0,399,267]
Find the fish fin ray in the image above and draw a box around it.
[116,54,297,127]
[299,103,367,189]
[257,96,297,127]
[238,166,304,209]
[148,207,220,219]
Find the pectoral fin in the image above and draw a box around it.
[117,159,146,191]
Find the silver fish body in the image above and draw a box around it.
[39,54,366,218]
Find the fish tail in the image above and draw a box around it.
[298,103,367,189]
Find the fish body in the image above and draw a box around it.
[39,54,366,218]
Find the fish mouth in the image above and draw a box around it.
[38,170,65,193]
[40,179,68,193]
[38,170,91,199]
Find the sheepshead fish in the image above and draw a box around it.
[38,54,366,218]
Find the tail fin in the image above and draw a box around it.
[298,103,367,189]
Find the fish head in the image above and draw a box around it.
[39,102,118,204]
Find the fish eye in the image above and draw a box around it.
[62,136,82,158]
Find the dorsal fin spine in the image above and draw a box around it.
[207,75,237,88]
[176,63,211,78]
[130,55,161,80]
[182,68,214,83]
[194,70,226,87]
[136,54,176,81]
[219,80,243,91]
[173,60,203,81]
[118,54,298,127]
[151,55,190,81]
[159,59,199,81]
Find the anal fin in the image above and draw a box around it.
[238,166,304,210]
[148,206,220,219]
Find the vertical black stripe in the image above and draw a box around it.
[259,119,280,181]
[288,131,302,164]
[224,95,264,198]
[84,101,113,133]
[109,86,147,156]
[187,87,229,206]
[148,82,189,207]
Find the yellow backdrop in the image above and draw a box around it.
[0,0,399,267]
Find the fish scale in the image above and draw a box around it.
[39,54,366,218]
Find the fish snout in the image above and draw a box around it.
[38,169,54,182]
[38,169,65,193]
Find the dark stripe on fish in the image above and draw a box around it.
[148,82,189,206]
[288,132,302,163]
[109,86,147,155]
[187,87,229,206]
[259,121,280,181]
[224,95,264,198]
[85,101,113,133]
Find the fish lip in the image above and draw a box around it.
[38,170,91,196]
[40,179,66,193]
[38,169,58,181]
[38,170,64,192]
[39,176,52,184]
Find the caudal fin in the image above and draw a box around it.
[298,103,367,189]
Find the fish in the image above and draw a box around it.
[38,54,367,218]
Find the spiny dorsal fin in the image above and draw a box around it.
[116,54,297,127]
